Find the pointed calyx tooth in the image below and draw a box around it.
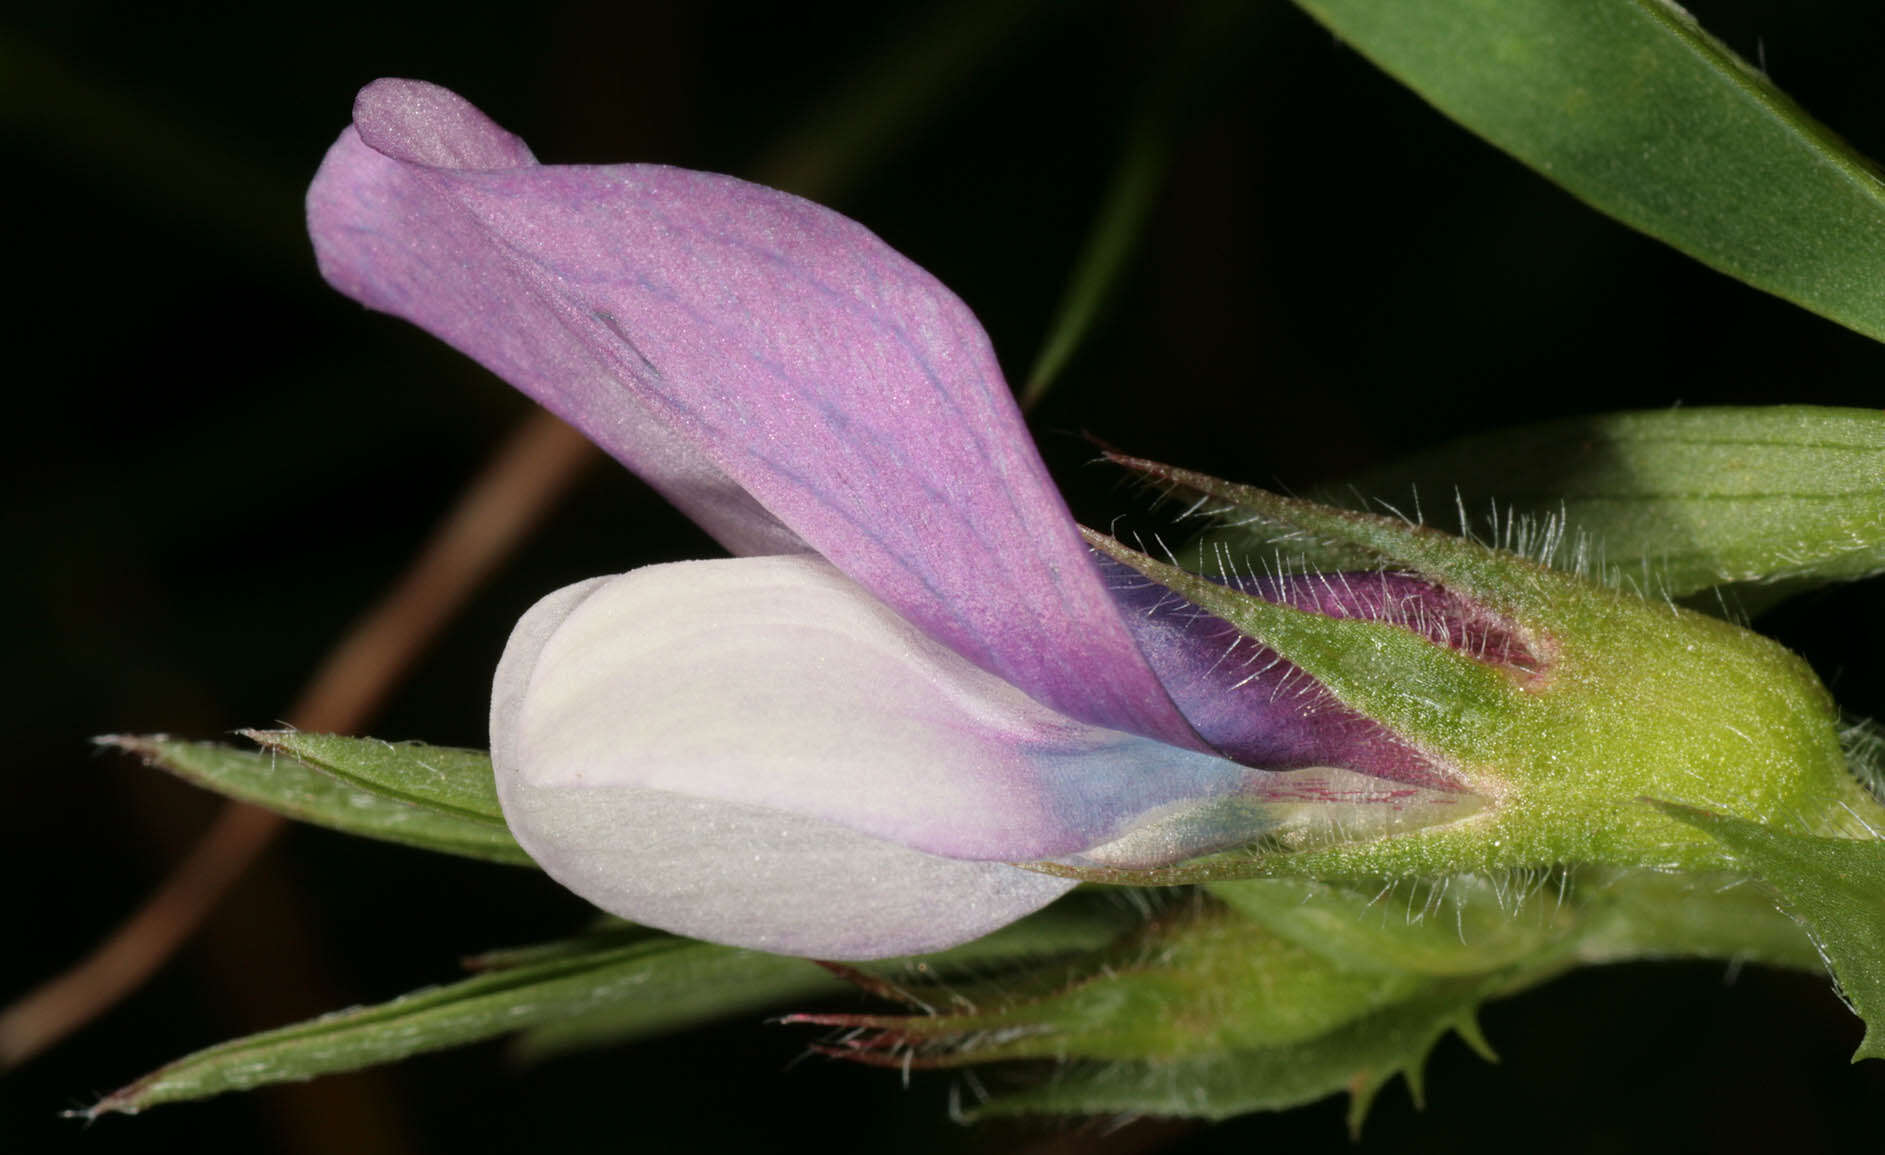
[1102,450,1571,622]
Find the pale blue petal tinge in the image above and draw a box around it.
[499,557,1255,863]
[491,558,1192,957]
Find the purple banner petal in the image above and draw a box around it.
[309,78,1200,749]
[309,83,803,559]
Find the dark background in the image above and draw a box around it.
[7,1,1885,1151]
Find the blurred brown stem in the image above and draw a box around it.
[0,410,596,1069]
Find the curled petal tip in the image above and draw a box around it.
[350,78,536,170]
[309,79,1200,748]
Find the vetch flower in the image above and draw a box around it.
[306,80,1859,960]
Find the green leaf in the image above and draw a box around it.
[98,735,532,867]
[1212,868,1827,979]
[518,890,1144,1060]
[1293,0,1885,343]
[92,893,1144,1111]
[882,870,1826,1127]
[85,935,816,1115]
[507,939,850,1064]
[1018,115,1166,412]
[460,917,644,971]
[1651,801,1885,1060]
[1570,867,1824,973]
[1331,407,1885,603]
[1018,0,1256,412]
[241,730,504,823]
[806,904,1434,1066]
[967,974,1507,1136]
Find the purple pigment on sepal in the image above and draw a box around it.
[1103,559,1538,789]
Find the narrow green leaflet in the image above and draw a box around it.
[461,918,644,971]
[509,942,850,1063]
[1018,117,1165,412]
[242,730,504,823]
[93,894,1144,1112]
[85,935,828,1116]
[518,891,1144,1059]
[1326,407,1885,602]
[1652,802,1885,1060]
[99,735,532,866]
[1293,0,1885,342]
[1018,0,1255,411]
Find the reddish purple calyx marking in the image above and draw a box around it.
[1104,562,1541,789]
